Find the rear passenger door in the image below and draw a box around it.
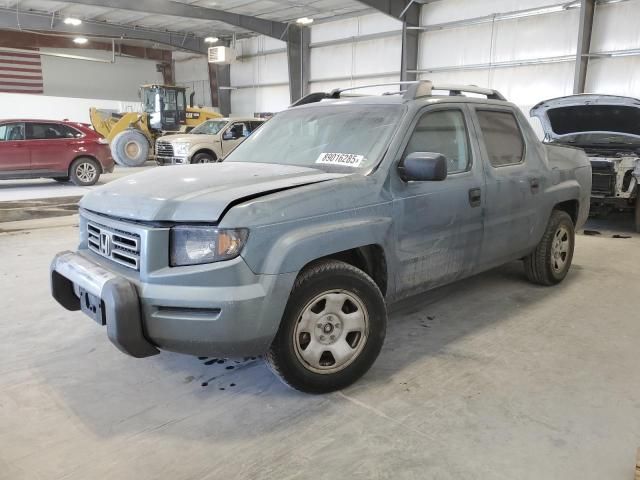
[26,122,76,172]
[471,107,541,268]
[391,105,485,295]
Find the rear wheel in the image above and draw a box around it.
[69,157,100,186]
[266,260,386,394]
[191,152,216,164]
[110,129,149,167]
[524,210,575,285]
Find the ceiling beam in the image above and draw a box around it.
[58,0,291,40]
[0,29,173,62]
[0,8,208,53]
[355,0,420,26]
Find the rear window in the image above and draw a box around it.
[547,105,640,136]
[476,110,525,167]
[26,123,82,140]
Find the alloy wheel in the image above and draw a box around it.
[75,162,97,183]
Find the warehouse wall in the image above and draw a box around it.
[418,1,579,115]
[309,13,402,94]
[230,36,290,115]
[229,12,403,115]
[586,0,640,97]
[174,53,212,108]
[40,48,162,101]
[0,92,139,124]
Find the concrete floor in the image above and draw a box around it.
[1,219,639,480]
[0,163,154,202]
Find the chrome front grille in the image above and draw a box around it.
[156,141,174,158]
[87,221,141,270]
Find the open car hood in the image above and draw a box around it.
[80,162,351,223]
[530,94,640,145]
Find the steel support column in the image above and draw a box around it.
[287,24,310,103]
[401,21,419,81]
[209,63,231,116]
[573,0,596,94]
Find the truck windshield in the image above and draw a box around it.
[224,104,403,173]
[191,120,227,135]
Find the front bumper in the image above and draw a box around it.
[51,250,296,358]
[51,251,158,357]
[156,155,189,166]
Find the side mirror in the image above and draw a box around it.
[222,131,234,140]
[401,152,448,182]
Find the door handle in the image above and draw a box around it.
[530,178,540,193]
[468,188,481,207]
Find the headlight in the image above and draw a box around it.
[170,226,249,266]
[173,142,190,156]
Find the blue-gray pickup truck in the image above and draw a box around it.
[51,81,591,393]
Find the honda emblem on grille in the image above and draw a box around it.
[99,232,111,256]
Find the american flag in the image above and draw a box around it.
[0,49,43,94]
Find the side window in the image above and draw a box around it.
[476,110,525,167]
[59,124,83,138]
[403,109,471,174]
[231,123,247,138]
[26,123,68,140]
[1,123,24,141]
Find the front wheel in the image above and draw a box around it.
[266,260,386,394]
[191,152,216,164]
[524,210,575,285]
[110,129,149,167]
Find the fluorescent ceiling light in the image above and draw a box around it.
[296,17,314,25]
[205,36,219,43]
[64,17,82,26]
[73,37,89,45]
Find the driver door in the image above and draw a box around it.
[221,122,248,156]
[391,105,485,296]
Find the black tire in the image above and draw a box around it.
[110,129,149,167]
[524,210,575,286]
[53,176,69,183]
[191,152,216,164]
[266,259,386,394]
[69,157,101,186]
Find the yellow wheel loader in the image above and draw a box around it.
[90,84,222,167]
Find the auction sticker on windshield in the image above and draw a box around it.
[316,152,364,167]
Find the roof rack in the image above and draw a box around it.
[290,80,506,107]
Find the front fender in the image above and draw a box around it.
[242,216,393,276]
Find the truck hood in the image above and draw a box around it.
[530,94,640,146]
[157,133,214,143]
[80,162,351,222]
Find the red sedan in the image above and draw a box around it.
[0,119,115,186]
